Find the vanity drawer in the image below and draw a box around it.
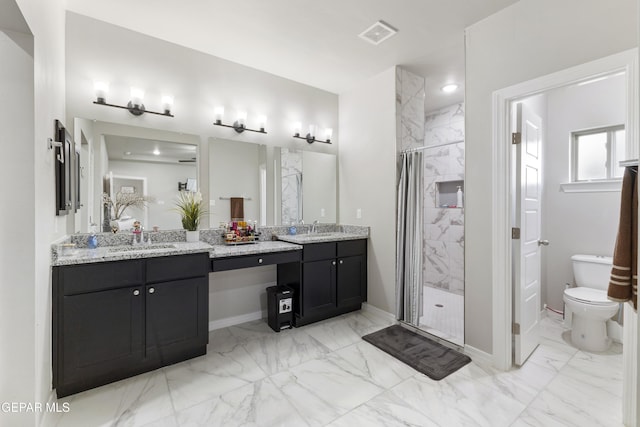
[211,250,301,272]
[302,242,336,262]
[58,260,144,296]
[337,239,367,258]
[146,253,209,283]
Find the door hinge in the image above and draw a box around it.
[512,322,521,335]
[512,227,520,239]
[512,132,521,145]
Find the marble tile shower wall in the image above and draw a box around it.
[281,148,302,225]
[423,103,465,295]
[396,67,425,152]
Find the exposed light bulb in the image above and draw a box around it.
[130,87,145,106]
[94,81,109,103]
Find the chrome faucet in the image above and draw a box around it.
[311,220,319,234]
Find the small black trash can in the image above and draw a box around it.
[266,285,294,332]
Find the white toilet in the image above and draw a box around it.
[563,254,620,352]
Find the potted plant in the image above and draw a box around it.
[175,191,206,242]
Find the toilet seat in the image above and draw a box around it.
[564,287,618,307]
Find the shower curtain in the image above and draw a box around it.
[396,151,424,325]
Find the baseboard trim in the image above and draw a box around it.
[464,344,493,367]
[361,302,396,322]
[208,310,266,331]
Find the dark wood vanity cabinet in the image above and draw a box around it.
[288,239,367,327]
[53,253,209,397]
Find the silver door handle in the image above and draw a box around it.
[538,240,549,246]
[133,289,140,296]
[148,287,155,294]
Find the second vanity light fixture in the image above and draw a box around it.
[213,107,267,134]
[93,82,175,117]
[292,122,332,144]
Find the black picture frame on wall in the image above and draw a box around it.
[54,120,73,216]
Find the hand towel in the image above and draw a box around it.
[230,197,244,221]
[608,166,637,309]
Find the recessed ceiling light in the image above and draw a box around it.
[441,84,459,93]
[124,151,132,156]
[358,20,398,45]
[153,148,160,156]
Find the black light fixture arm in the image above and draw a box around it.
[214,120,267,134]
[293,133,332,144]
[93,99,174,117]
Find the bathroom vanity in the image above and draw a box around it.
[52,251,210,397]
[51,227,368,397]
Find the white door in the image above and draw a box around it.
[513,103,543,366]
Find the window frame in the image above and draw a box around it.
[571,124,625,182]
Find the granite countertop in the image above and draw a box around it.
[209,241,301,258]
[52,241,214,266]
[276,232,368,244]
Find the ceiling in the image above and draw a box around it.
[65,0,518,112]
[105,135,197,165]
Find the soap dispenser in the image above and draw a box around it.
[87,221,98,249]
[456,186,463,208]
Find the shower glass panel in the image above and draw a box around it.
[419,103,465,347]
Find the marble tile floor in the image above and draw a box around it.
[46,310,623,427]
[419,286,464,347]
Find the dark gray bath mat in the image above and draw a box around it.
[362,325,471,380]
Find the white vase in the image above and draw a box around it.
[186,230,199,243]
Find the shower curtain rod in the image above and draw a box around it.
[401,139,465,153]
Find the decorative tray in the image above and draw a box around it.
[224,239,258,246]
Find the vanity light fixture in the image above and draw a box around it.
[92,82,175,117]
[292,123,332,144]
[213,107,267,134]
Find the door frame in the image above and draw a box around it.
[491,48,639,423]
[492,48,637,370]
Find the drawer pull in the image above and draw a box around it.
[133,289,140,296]
[258,258,263,264]
[339,260,343,264]
[332,261,336,265]
[148,287,155,294]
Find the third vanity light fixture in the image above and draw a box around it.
[213,107,267,134]
[292,122,332,144]
[93,82,175,117]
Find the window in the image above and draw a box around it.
[572,125,625,182]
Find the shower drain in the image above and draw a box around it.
[434,304,444,308]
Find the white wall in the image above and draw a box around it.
[465,0,637,353]
[0,1,66,426]
[109,160,197,230]
[0,27,36,426]
[339,67,397,313]
[543,74,625,310]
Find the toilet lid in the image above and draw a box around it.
[565,287,618,306]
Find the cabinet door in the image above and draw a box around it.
[61,286,143,385]
[302,259,336,317]
[337,255,366,308]
[145,277,208,364]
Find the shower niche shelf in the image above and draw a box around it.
[436,180,464,209]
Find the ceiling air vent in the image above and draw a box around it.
[358,20,398,45]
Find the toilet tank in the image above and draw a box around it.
[571,254,613,290]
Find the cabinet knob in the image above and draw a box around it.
[332,261,336,265]
[148,287,155,294]
[258,258,263,264]
[133,289,140,296]
[339,260,343,264]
